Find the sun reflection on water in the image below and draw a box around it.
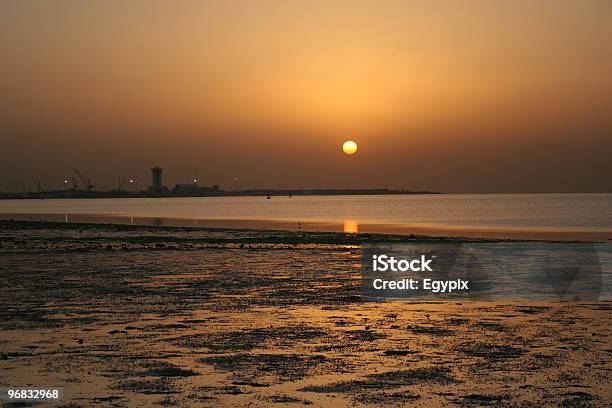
[343,219,358,234]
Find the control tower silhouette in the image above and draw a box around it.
[151,166,163,193]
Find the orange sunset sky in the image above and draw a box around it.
[1,0,611,192]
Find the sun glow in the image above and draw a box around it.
[342,140,358,155]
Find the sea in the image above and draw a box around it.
[0,193,610,240]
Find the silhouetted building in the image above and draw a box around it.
[172,181,220,195]
[151,166,163,193]
[174,182,199,194]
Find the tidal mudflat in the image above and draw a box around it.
[0,220,610,406]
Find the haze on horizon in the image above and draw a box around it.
[1,0,611,193]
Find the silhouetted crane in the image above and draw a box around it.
[74,169,94,191]
[117,177,126,191]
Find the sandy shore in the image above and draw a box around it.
[0,220,610,406]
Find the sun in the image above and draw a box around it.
[342,140,358,155]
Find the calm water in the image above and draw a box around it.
[0,194,611,235]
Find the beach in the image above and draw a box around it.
[3,0,612,405]
[0,220,610,406]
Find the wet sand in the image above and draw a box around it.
[0,220,610,406]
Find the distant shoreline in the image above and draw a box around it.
[1,215,607,242]
[2,191,611,200]
[0,188,440,200]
